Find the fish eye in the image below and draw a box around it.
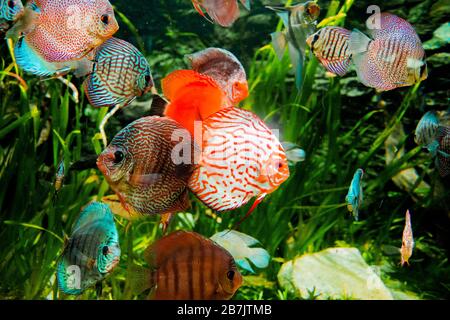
[226,270,235,281]
[113,150,124,164]
[145,75,152,86]
[7,0,15,8]
[102,246,109,255]
[101,14,110,25]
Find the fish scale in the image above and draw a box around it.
[189,107,289,212]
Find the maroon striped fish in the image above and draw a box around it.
[96,116,197,229]
[307,26,352,76]
[130,231,242,300]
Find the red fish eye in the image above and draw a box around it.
[8,0,15,8]
[101,14,109,25]
[227,270,235,281]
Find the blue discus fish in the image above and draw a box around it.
[210,230,270,273]
[345,169,364,221]
[84,37,154,108]
[414,111,440,155]
[57,202,121,295]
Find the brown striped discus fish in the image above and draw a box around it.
[96,116,197,230]
[130,231,242,300]
[188,107,290,214]
[400,210,414,266]
[349,13,427,92]
[307,26,352,76]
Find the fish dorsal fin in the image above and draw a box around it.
[265,6,290,28]
[144,231,207,267]
[162,70,228,136]
[349,29,372,55]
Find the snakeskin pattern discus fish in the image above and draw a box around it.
[187,47,248,105]
[415,111,440,149]
[130,231,242,300]
[191,0,249,27]
[400,210,414,266]
[349,13,427,91]
[84,37,154,108]
[97,116,197,218]
[189,107,289,212]
[307,27,352,76]
[345,168,364,221]
[0,0,23,21]
[57,202,120,295]
[10,0,119,62]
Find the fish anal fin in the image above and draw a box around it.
[271,31,287,61]
[128,264,154,295]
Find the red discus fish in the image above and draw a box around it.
[188,106,290,213]
[8,0,119,62]
[130,231,242,300]
[161,69,231,138]
[191,0,250,27]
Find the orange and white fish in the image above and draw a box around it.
[130,231,242,300]
[189,106,290,214]
[8,0,119,62]
[191,0,250,27]
[400,210,414,266]
[187,47,249,105]
[349,13,427,91]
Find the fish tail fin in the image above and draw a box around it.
[239,0,251,10]
[349,29,371,55]
[14,37,55,77]
[72,59,94,78]
[162,70,227,136]
[148,94,169,117]
[247,248,271,269]
[270,31,287,61]
[128,264,155,295]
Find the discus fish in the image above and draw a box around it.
[268,1,321,89]
[161,69,230,138]
[188,107,290,214]
[414,110,440,154]
[349,13,427,91]
[191,0,250,27]
[0,0,23,22]
[210,230,270,273]
[307,27,352,76]
[8,0,119,62]
[130,231,242,300]
[400,210,414,266]
[187,47,248,105]
[96,116,197,230]
[84,37,154,108]
[436,126,450,177]
[57,202,120,295]
[345,168,364,221]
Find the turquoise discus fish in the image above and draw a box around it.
[345,168,364,221]
[57,202,120,295]
[84,37,154,108]
[415,111,440,154]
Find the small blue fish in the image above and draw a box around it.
[57,202,120,295]
[415,111,440,155]
[345,169,364,221]
[210,230,270,273]
[0,0,23,22]
[84,37,154,108]
[282,142,306,165]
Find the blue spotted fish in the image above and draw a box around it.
[57,202,121,295]
[210,230,270,274]
[345,169,364,221]
[84,37,154,108]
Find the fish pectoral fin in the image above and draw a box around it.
[349,29,372,55]
[128,264,154,295]
[271,32,287,61]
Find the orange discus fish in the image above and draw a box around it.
[188,106,290,213]
[130,231,242,300]
[161,69,231,138]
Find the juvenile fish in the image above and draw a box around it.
[345,168,364,221]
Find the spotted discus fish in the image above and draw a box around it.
[191,0,250,27]
[162,69,230,138]
[400,210,414,266]
[84,37,154,108]
[345,168,364,221]
[96,116,197,227]
[187,47,248,105]
[349,13,427,92]
[8,0,119,62]
[57,202,120,295]
[414,111,440,153]
[0,0,23,21]
[188,107,290,213]
[307,27,352,76]
[130,231,242,300]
